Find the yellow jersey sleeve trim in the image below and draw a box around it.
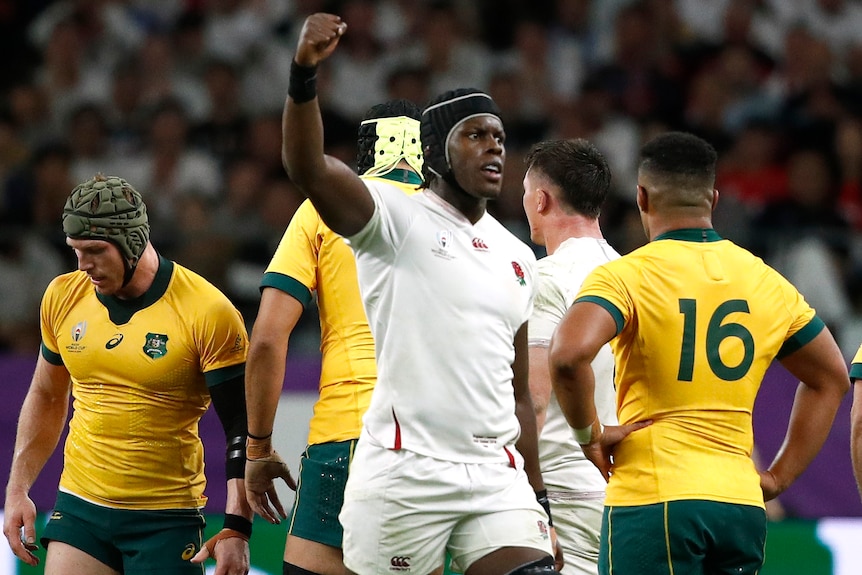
[260,271,313,308]
[575,295,625,335]
[849,363,862,383]
[204,362,245,388]
[41,342,63,366]
[776,316,825,360]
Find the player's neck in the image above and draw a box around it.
[544,215,603,255]
[432,183,487,224]
[647,214,713,242]
[115,244,160,300]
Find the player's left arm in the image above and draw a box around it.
[527,270,564,434]
[191,297,254,572]
[549,300,615,433]
[192,371,253,573]
[853,379,862,503]
[514,322,543,491]
[851,344,862,502]
[549,299,650,480]
[4,355,71,566]
[513,321,562,569]
[527,345,552,433]
[764,327,850,500]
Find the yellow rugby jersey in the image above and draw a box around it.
[575,229,823,508]
[40,256,247,510]
[852,343,862,382]
[262,169,422,445]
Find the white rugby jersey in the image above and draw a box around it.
[346,181,537,463]
[528,237,620,493]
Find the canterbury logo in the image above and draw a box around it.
[471,237,489,250]
[390,556,411,571]
[181,543,197,560]
[105,334,124,349]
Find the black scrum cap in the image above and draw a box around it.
[420,88,501,182]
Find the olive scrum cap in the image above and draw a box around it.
[420,88,502,181]
[357,99,423,177]
[62,174,150,266]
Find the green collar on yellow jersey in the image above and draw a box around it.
[97,254,174,325]
[372,168,423,186]
[654,228,723,242]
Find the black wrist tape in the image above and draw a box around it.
[535,489,553,527]
[288,60,318,103]
[223,513,253,538]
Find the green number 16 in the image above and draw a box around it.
[678,299,755,382]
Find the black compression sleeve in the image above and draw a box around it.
[209,373,248,479]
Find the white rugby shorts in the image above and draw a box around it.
[547,491,605,575]
[340,437,553,575]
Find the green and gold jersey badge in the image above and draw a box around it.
[143,333,169,359]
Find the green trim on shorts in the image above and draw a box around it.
[287,440,356,548]
[41,491,206,574]
[599,500,766,575]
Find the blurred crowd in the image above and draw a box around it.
[1,0,862,358]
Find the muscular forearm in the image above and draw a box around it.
[515,395,545,491]
[528,346,551,434]
[225,478,254,520]
[7,384,69,495]
[548,302,616,431]
[769,382,846,492]
[853,386,862,499]
[245,342,287,438]
[771,328,850,494]
[550,358,598,431]
[282,90,326,189]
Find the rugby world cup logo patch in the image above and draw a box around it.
[436,230,452,249]
[71,321,87,342]
[432,229,456,260]
[65,320,88,352]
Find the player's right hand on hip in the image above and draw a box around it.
[582,420,652,481]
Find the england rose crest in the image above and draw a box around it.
[511,261,526,286]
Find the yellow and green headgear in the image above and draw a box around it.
[357,99,424,177]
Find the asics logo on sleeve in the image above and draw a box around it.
[105,334,124,349]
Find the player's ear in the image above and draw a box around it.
[537,189,550,214]
[636,185,649,213]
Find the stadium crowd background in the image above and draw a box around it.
[1,0,862,362]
